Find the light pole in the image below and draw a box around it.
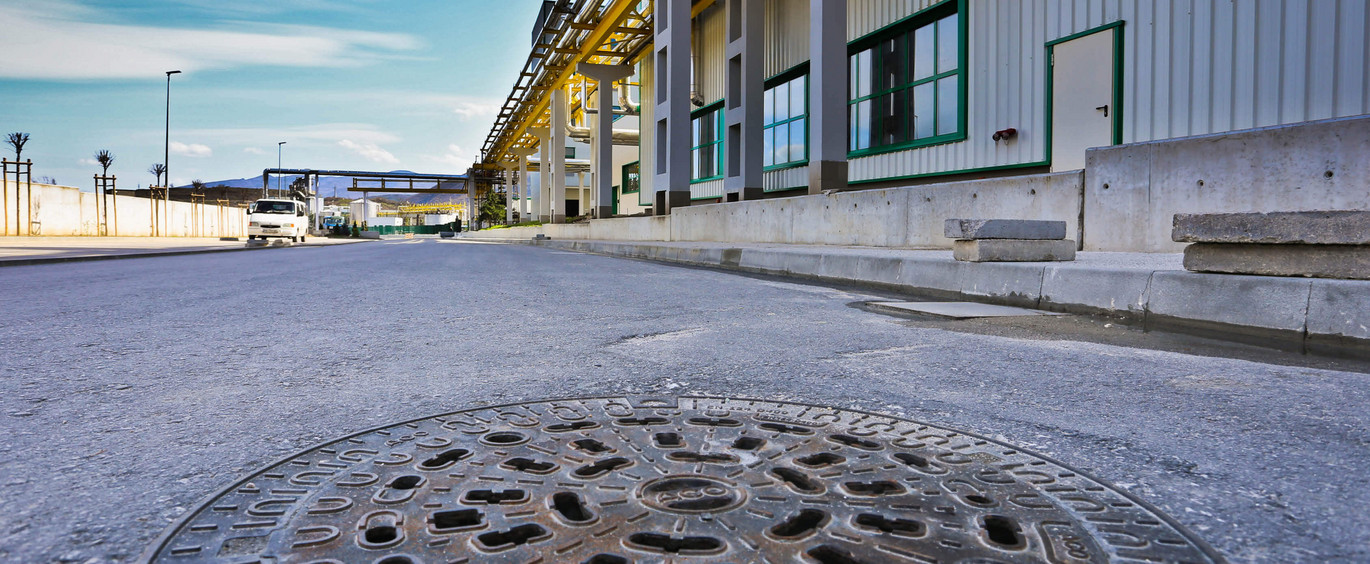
[277,141,286,197]
[163,71,181,188]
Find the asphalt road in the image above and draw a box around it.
[1,239,1368,562]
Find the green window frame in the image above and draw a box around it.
[848,0,966,158]
[621,160,641,193]
[691,103,724,183]
[763,71,808,170]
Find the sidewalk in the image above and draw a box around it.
[0,236,368,267]
[483,236,1368,357]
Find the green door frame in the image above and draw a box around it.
[1043,20,1125,166]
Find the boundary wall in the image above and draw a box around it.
[470,116,1369,253]
[0,183,246,238]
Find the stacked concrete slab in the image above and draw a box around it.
[1173,211,1370,280]
[945,219,1076,262]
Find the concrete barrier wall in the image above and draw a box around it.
[468,172,1084,249]
[0,183,246,237]
[1084,114,1370,252]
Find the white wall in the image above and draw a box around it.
[0,183,246,237]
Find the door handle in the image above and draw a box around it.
[1096,104,1109,117]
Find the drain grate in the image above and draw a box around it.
[147,397,1222,563]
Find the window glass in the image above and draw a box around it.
[913,24,935,80]
[937,14,959,73]
[854,99,871,150]
[879,35,906,91]
[789,119,806,161]
[936,76,958,135]
[763,127,775,167]
[774,81,789,122]
[913,82,935,139]
[854,49,873,98]
[789,76,805,118]
[763,86,775,125]
[691,107,723,180]
[774,120,789,164]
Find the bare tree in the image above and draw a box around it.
[95,150,115,176]
[6,132,30,161]
[148,163,166,186]
[190,179,206,191]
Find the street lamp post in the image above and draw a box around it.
[277,141,287,197]
[164,71,181,189]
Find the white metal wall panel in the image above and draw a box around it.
[694,4,727,106]
[764,166,808,191]
[765,0,811,77]
[846,0,1370,183]
[691,178,726,200]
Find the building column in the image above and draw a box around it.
[529,126,551,222]
[578,63,634,219]
[501,162,517,224]
[653,0,692,214]
[724,0,764,201]
[550,87,569,223]
[512,147,537,223]
[808,0,848,194]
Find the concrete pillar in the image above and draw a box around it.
[529,126,551,222]
[512,147,537,223]
[725,0,765,200]
[578,63,635,219]
[501,162,517,224]
[551,88,569,223]
[653,0,692,214]
[808,0,848,195]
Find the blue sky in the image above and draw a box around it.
[0,0,542,188]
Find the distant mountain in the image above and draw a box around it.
[183,171,467,202]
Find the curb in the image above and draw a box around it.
[518,238,1369,358]
[0,239,373,268]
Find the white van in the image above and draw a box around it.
[247,199,308,242]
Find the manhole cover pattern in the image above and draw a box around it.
[149,397,1221,563]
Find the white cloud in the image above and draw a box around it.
[452,100,500,120]
[243,147,267,155]
[0,2,421,79]
[187,123,399,146]
[338,140,398,165]
[170,142,213,158]
[424,144,473,170]
[78,157,99,166]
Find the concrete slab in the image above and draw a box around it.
[1173,210,1370,244]
[1183,243,1370,279]
[944,219,1067,240]
[953,239,1077,262]
[868,301,1064,319]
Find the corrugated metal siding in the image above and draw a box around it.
[691,178,726,200]
[764,166,809,191]
[694,4,727,106]
[765,0,810,77]
[847,0,1370,183]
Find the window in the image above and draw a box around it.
[691,104,724,182]
[622,161,640,193]
[763,73,808,169]
[565,147,577,159]
[848,4,961,155]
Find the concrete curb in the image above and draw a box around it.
[0,239,373,268]
[513,238,1369,357]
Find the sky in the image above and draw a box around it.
[0,0,543,189]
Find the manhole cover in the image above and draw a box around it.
[147,397,1222,563]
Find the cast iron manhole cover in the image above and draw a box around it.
[148,397,1222,563]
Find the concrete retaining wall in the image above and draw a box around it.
[1084,114,1370,252]
[1,183,246,237]
[470,172,1084,249]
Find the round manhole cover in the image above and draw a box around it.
[148,397,1222,563]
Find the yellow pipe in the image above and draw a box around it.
[489,0,641,161]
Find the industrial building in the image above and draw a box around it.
[474,0,1370,251]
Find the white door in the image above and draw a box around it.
[1050,30,1116,172]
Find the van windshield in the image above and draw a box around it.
[254,202,295,214]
